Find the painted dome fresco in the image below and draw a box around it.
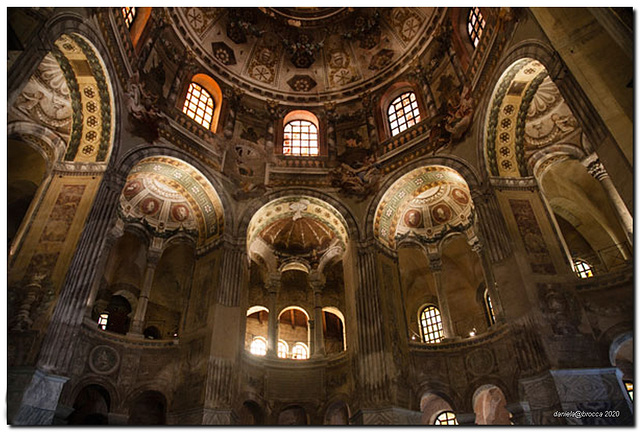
[170,7,443,101]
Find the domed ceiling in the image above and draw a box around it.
[118,156,225,245]
[374,166,474,249]
[170,7,443,101]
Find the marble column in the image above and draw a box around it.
[471,239,505,323]
[309,270,326,357]
[584,156,633,247]
[265,273,281,357]
[427,255,456,339]
[129,249,161,335]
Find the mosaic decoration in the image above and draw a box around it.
[121,156,225,244]
[368,49,394,71]
[212,41,237,66]
[388,8,424,44]
[246,32,281,85]
[509,199,556,275]
[39,185,86,243]
[286,75,317,92]
[247,196,349,254]
[374,166,472,249]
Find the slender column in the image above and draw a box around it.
[265,99,280,154]
[324,102,338,163]
[129,249,161,335]
[265,273,280,357]
[83,224,124,319]
[585,156,633,246]
[309,270,326,357]
[216,242,247,307]
[471,239,505,323]
[428,255,456,339]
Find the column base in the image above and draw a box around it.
[11,369,69,425]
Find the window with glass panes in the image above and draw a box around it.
[250,337,267,356]
[291,343,309,360]
[277,340,288,359]
[485,290,496,325]
[467,7,485,48]
[283,120,319,156]
[625,381,633,401]
[572,259,594,278]
[122,7,137,28]
[435,411,458,425]
[388,92,421,136]
[182,83,215,130]
[420,305,444,343]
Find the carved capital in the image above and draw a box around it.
[586,159,609,181]
[265,273,281,294]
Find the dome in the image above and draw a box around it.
[259,215,335,256]
[171,7,443,102]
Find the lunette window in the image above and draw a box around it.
[388,92,421,137]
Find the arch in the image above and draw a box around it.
[127,390,167,425]
[282,110,320,157]
[67,384,111,425]
[418,304,444,344]
[609,332,633,381]
[277,405,308,425]
[419,391,457,425]
[278,307,310,360]
[322,306,347,353]
[237,187,360,241]
[472,384,511,425]
[373,164,475,250]
[324,400,350,425]
[119,155,226,247]
[237,400,265,425]
[278,306,310,321]
[249,336,268,356]
[247,305,269,316]
[183,73,223,133]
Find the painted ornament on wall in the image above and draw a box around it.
[403,209,423,228]
[171,204,190,222]
[431,203,452,224]
[140,197,161,215]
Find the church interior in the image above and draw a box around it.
[6,7,634,425]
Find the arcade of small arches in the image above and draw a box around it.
[7,6,633,426]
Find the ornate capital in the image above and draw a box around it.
[586,159,609,181]
[427,255,442,272]
[308,270,326,293]
[265,273,281,294]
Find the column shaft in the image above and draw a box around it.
[130,260,157,334]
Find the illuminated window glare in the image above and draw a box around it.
[283,120,319,156]
[625,381,633,401]
[420,306,444,344]
[467,7,485,48]
[485,290,496,325]
[98,313,109,330]
[182,82,215,130]
[388,92,421,137]
[250,337,267,356]
[435,411,458,425]
[278,340,289,359]
[573,259,594,279]
[291,342,309,360]
[122,7,137,28]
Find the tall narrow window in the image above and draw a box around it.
[484,289,496,325]
[97,313,109,330]
[435,411,458,425]
[182,82,215,130]
[387,91,421,137]
[278,340,289,359]
[573,258,594,279]
[122,7,137,28]
[291,342,309,360]
[283,120,319,156]
[250,337,267,356]
[467,7,485,48]
[419,305,444,344]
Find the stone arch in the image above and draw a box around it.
[470,382,512,425]
[117,152,227,249]
[237,187,360,242]
[237,399,265,425]
[323,399,350,425]
[61,375,121,415]
[126,389,168,425]
[419,390,458,425]
[365,154,481,243]
[66,383,112,425]
[277,404,308,425]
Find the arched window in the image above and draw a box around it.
[291,342,309,360]
[420,305,444,344]
[250,337,267,356]
[183,82,215,130]
[573,258,594,278]
[434,411,458,425]
[624,381,633,401]
[467,7,485,48]
[283,111,319,156]
[278,340,289,359]
[387,91,421,137]
[484,289,496,325]
[122,7,136,28]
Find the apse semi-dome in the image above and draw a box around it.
[170,7,444,102]
[374,166,474,249]
[259,215,336,256]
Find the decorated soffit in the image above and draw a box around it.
[171,7,442,102]
[485,58,582,178]
[11,33,114,165]
[374,166,473,249]
[118,156,224,244]
[247,196,349,257]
